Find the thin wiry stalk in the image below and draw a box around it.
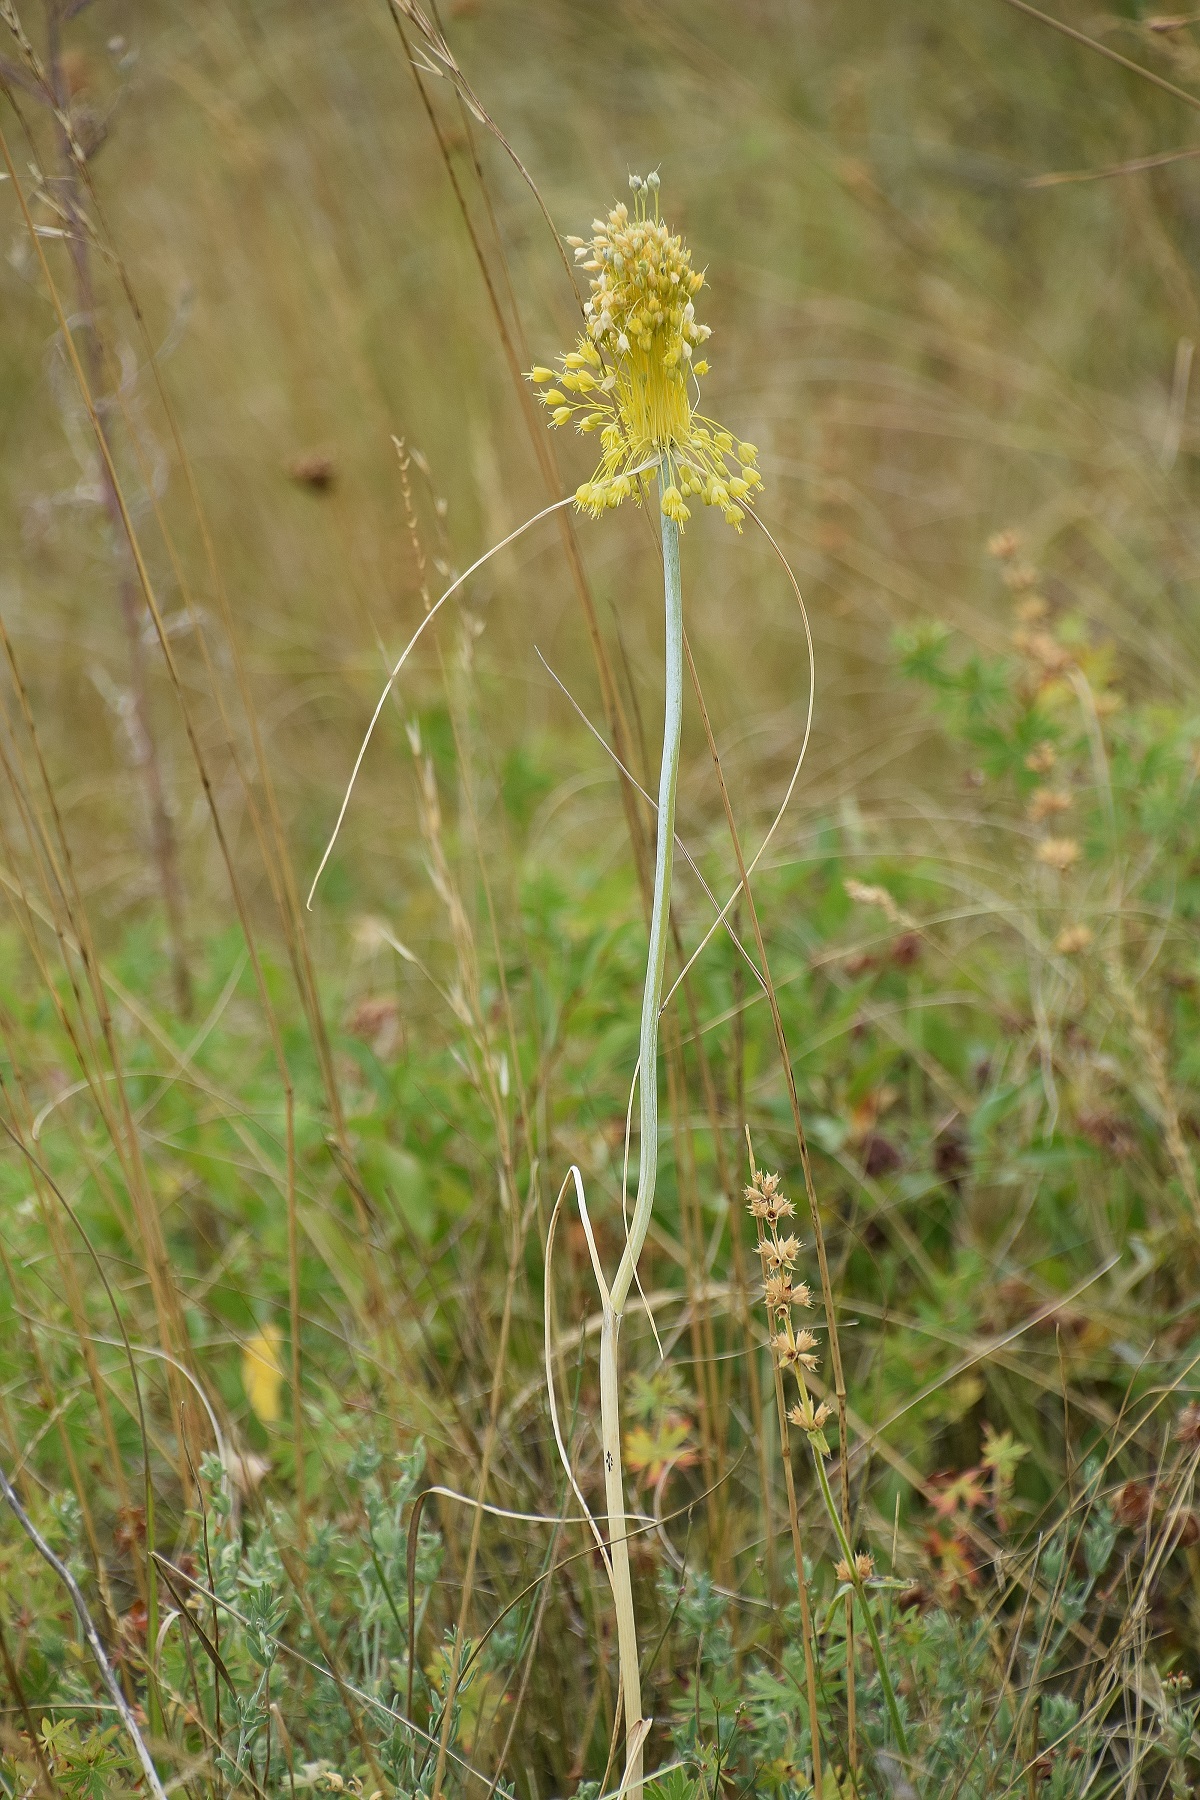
[0,1461,169,1800]
[810,1448,911,1763]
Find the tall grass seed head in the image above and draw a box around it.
[757,1232,802,1270]
[771,1327,819,1371]
[788,1395,832,1437]
[529,175,762,529]
[745,1170,795,1223]
[764,1273,813,1310]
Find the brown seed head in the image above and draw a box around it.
[1113,1480,1153,1529]
[1028,789,1072,824]
[1035,837,1081,874]
[1176,1400,1200,1450]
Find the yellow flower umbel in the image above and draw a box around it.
[529,173,762,530]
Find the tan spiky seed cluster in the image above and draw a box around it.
[746,1167,831,1447]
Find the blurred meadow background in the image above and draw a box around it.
[3,1,1200,1795]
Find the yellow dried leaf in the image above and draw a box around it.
[242,1325,284,1424]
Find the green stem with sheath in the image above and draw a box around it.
[598,457,683,1800]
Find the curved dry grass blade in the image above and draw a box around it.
[308,492,575,907]
[997,0,1200,117]
[534,647,767,997]
[421,1486,595,1526]
[661,506,816,1008]
[611,1054,664,1365]
[388,0,579,295]
[544,1169,612,1572]
[311,462,659,909]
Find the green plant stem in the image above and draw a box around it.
[811,1449,910,1763]
[599,460,683,1800]
[610,467,682,1319]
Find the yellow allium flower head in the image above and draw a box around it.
[529,173,762,531]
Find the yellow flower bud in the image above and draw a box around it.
[552,406,572,426]
[529,366,555,383]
